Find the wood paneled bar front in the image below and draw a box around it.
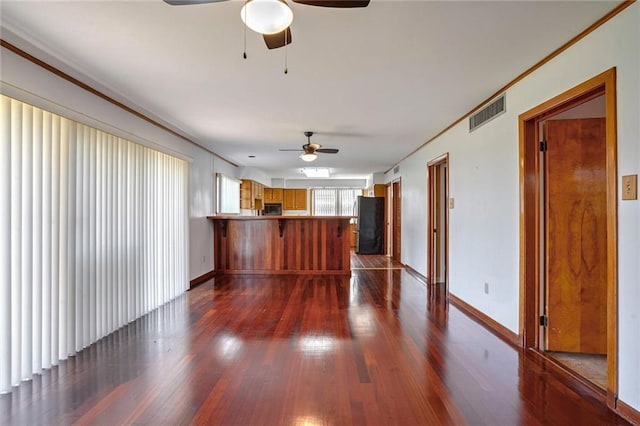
[208,216,352,275]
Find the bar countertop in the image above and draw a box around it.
[207,215,354,220]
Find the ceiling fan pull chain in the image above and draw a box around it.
[243,6,247,59]
[284,30,288,74]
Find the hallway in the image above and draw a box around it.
[0,256,629,425]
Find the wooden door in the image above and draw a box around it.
[428,158,448,286]
[392,181,401,261]
[434,164,444,282]
[385,184,392,255]
[545,118,606,354]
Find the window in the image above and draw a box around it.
[216,173,240,214]
[312,188,361,216]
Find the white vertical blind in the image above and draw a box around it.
[313,188,336,216]
[0,95,188,394]
[0,96,11,390]
[312,188,361,216]
[338,189,359,216]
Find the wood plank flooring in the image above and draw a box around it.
[350,253,403,269]
[0,255,631,425]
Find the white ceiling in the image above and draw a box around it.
[0,0,621,180]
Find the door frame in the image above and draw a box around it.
[385,183,392,255]
[518,68,617,407]
[390,179,401,262]
[427,153,449,289]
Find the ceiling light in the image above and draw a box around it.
[299,152,317,162]
[302,168,330,178]
[240,0,293,35]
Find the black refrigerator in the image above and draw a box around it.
[356,196,385,254]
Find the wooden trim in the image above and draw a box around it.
[386,0,634,173]
[603,69,618,409]
[449,294,521,347]
[391,179,402,262]
[385,183,392,255]
[426,153,450,167]
[519,69,612,121]
[518,109,543,349]
[445,160,450,293]
[616,399,640,425]
[427,154,449,288]
[518,68,618,408]
[404,264,427,286]
[427,165,433,285]
[189,269,218,290]
[0,39,238,168]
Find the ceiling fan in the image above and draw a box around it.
[280,131,339,162]
[163,0,370,50]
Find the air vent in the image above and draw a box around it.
[393,165,400,174]
[469,94,506,132]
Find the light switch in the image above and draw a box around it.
[448,197,454,209]
[622,175,637,200]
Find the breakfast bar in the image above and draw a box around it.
[208,216,351,275]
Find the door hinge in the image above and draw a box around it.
[539,140,547,152]
[539,315,548,327]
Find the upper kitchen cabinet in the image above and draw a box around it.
[283,189,307,210]
[240,179,266,210]
[263,188,284,203]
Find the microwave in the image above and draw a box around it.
[263,203,282,216]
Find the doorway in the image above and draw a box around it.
[387,180,401,262]
[519,69,617,406]
[428,154,449,290]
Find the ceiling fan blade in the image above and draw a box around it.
[292,0,369,7]
[316,148,339,154]
[163,0,229,5]
[279,149,303,152]
[263,27,292,50]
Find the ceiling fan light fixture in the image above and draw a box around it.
[299,152,317,162]
[240,0,293,35]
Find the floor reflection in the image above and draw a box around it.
[0,255,628,425]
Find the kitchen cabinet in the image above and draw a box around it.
[240,180,252,209]
[263,188,283,203]
[366,184,386,197]
[240,179,266,210]
[252,181,264,201]
[283,188,307,210]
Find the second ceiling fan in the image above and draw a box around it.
[163,0,370,49]
[280,131,339,162]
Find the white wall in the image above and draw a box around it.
[238,166,271,187]
[390,3,639,410]
[1,46,224,282]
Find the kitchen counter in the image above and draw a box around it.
[207,216,351,275]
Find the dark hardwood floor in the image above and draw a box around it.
[0,254,630,425]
